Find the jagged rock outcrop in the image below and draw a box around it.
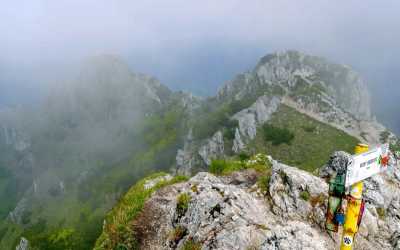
[176,130,200,176]
[219,50,371,121]
[232,128,245,153]
[232,95,281,152]
[198,131,225,166]
[15,237,29,250]
[216,50,393,146]
[177,50,388,174]
[131,154,400,250]
[8,196,29,224]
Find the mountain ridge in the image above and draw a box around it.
[1,50,399,250]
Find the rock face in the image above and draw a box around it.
[15,237,29,250]
[177,50,388,174]
[132,155,400,250]
[232,95,281,152]
[198,131,225,166]
[8,197,29,224]
[219,50,371,120]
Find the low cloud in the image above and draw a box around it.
[0,0,399,131]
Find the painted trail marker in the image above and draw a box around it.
[345,144,389,187]
[325,143,393,250]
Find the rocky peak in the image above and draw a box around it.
[218,50,371,121]
[130,155,400,250]
[46,55,171,123]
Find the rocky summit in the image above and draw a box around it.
[98,155,400,250]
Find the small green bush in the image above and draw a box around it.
[300,190,310,201]
[263,124,294,145]
[210,154,271,176]
[238,152,250,161]
[94,173,188,250]
[209,159,229,175]
[302,125,316,133]
[182,239,202,250]
[177,193,191,217]
[244,154,271,172]
[223,119,239,140]
[257,174,271,194]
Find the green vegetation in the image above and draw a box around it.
[257,174,271,194]
[0,97,190,250]
[191,80,286,141]
[300,190,310,201]
[209,159,230,175]
[289,78,332,112]
[191,99,246,140]
[263,124,295,145]
[390,141,400,154]
[0,167,18,220]
[302,125,316,133]
[176,193,191,217]
[250,104,359,172]
[25,228,80,250]
[182,239,202,250]
[209,154,271,176]
[238,152,250,161]
[94,173,188,250]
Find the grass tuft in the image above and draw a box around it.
[249,104,359,172]
[94,173,188,250]
[176,193,191,217]
[182,239,202,250]
[299,190,310,201]
[257,174,271,194]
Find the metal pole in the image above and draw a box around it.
[340,143,369,250]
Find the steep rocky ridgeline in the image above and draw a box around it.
[96,154,400,250]
[175,50,397,175]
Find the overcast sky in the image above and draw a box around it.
[0,0,399,131]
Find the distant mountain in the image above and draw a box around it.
[174,50,397,176]
[0,55,189,249]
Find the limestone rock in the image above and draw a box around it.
[198,131,224,166]
[8,197,29,224]
[132,154,400,250]
[319,151,352,177]
[232,95,281,141]
[15,237,29,250]
[232,128,245,153]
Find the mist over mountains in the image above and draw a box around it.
[0,2,399,249]
[1,49,399,250]
[1,1,400,134]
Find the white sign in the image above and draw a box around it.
[345,144,390,187]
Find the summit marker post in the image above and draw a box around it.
[324,143,390,250]
[340,144,369,250]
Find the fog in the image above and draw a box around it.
[1,0,399,132]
